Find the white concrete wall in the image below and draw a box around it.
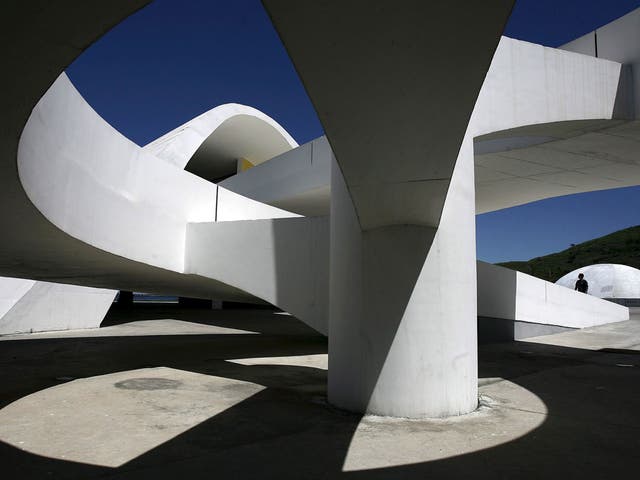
[562,7,640,119]
[472,37,640,215]
[222,38,624,220]
[185,217,329,334]
[220,136,331,216]
[18,74,297,277]
[216,186,299,222]
[0,278,116,335]
[478,261,629,329]
[471,36,621,137]
[477,261,517,321]
[0,277,36,319]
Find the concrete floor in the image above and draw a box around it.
[0,305,639,479]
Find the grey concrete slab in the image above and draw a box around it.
[0,306,639,478]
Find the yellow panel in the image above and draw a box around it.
[237,158,255,173]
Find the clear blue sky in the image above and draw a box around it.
[66,0,640,264]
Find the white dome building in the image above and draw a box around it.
[556,264,640,300]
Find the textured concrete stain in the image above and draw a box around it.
[114,378,182,391]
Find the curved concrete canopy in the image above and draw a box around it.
[474,118,640,213]
[556,264,640,299]
[143,103,298,182]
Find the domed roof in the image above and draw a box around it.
[555,264,640,298]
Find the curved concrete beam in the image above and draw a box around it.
[18,74,219,273]
[143,103,297,182]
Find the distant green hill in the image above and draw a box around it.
[497,225,640,282]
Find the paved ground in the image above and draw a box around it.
[0,305,639,479]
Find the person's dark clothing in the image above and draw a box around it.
[575,279,588,293]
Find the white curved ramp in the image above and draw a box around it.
[15,72,326,332]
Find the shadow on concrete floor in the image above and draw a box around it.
[0,307,639,478]
[101,304,319,336]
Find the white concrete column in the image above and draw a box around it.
[328,135,477,418]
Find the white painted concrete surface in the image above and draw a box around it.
[478,262,628,329]
[0,277,35,320]
[328,135,478,418]
[143,103,297,171]
[221,137,332,216]
[18,74,219,273]
[562,7,640,118]
[218,38,639,219]
[17,72,299,279]
[216,187,299,222]
[0,278,116,335]
[471,37,620,138]
[261,2,634,418]
[185,217,329,335]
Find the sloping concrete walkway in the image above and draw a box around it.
[0,305,638,479]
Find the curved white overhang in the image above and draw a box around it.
[474,118,640,213]
[143,103,298,182]
[18,74,218,273]
[470,37,622,138]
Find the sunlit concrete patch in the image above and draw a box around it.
[0,367,264,467]
[228,354,328,370]
[523,319,640,351]
[342,379,546,472]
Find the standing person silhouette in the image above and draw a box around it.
[575,273,589,293]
